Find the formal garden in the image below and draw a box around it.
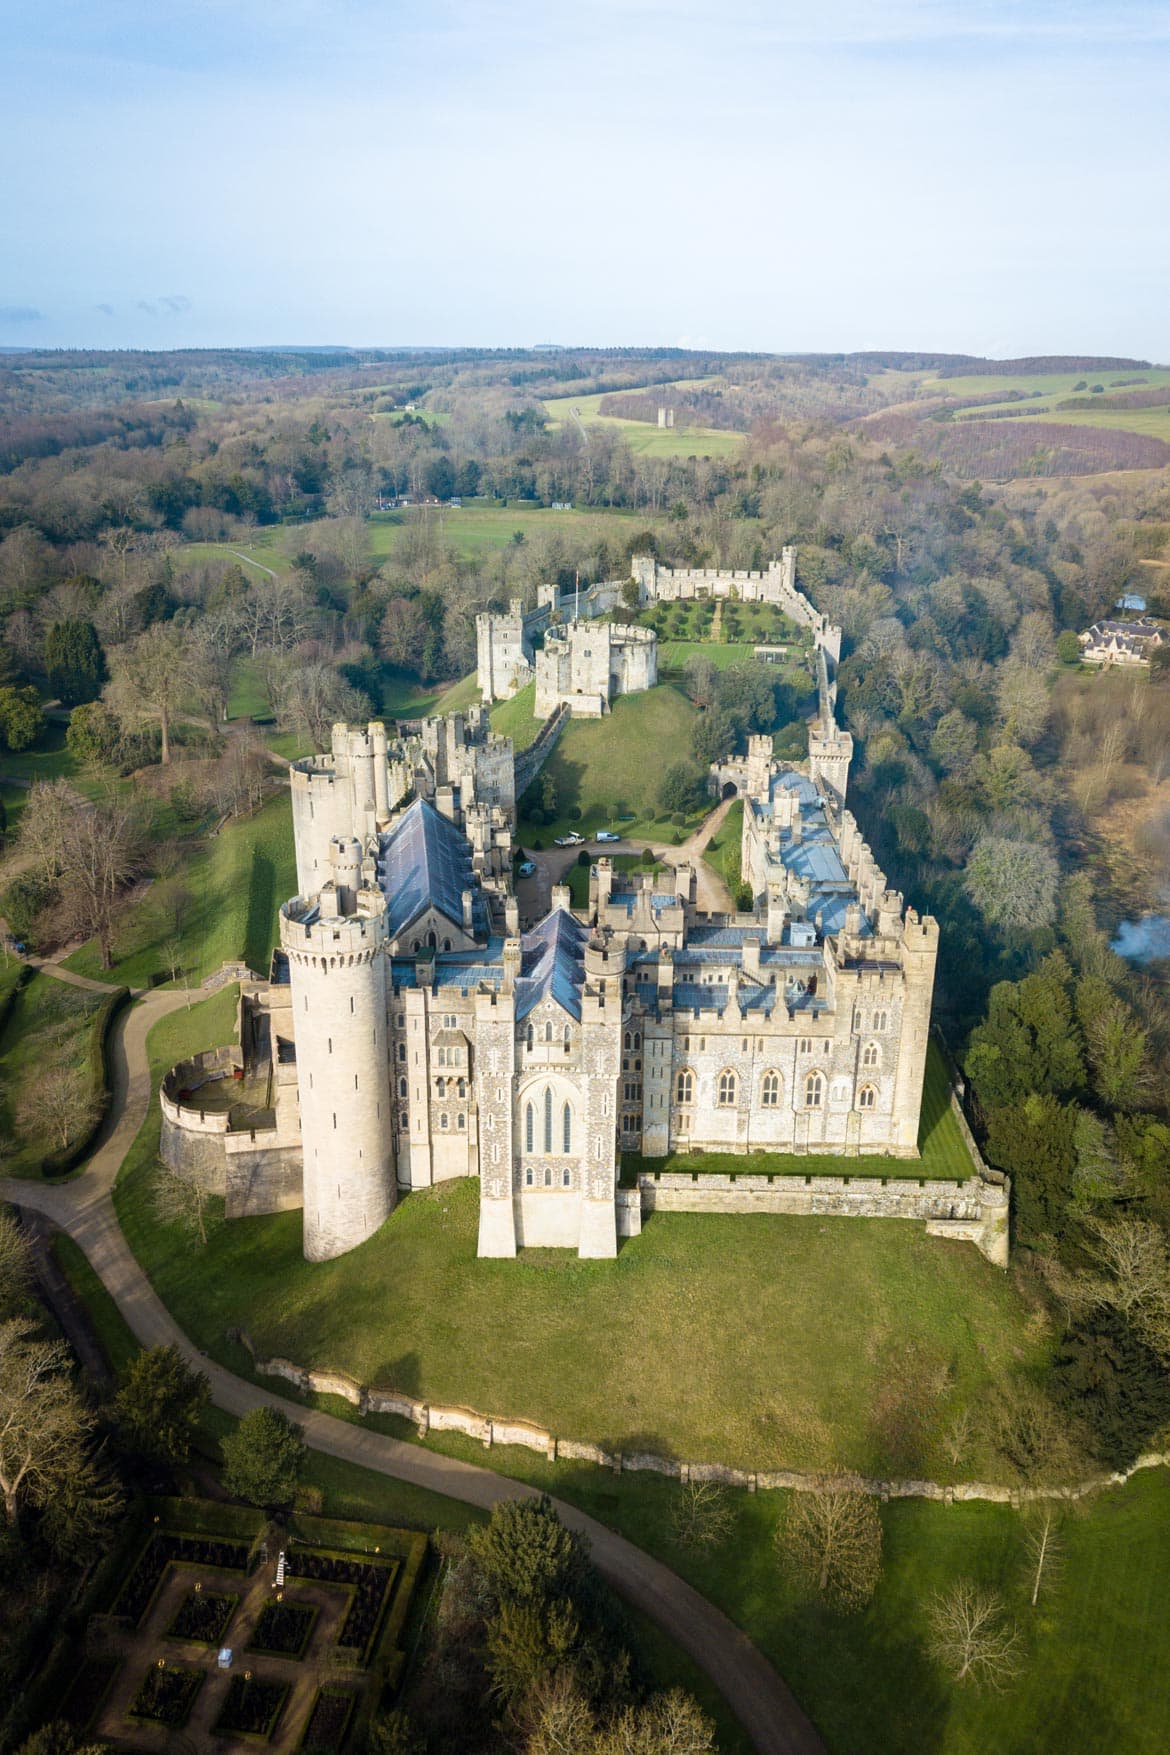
[43,1498,426,1753]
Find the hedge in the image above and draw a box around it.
[41,983,130,1176]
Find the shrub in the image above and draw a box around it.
[566,805,582,822]
[640,846,656,866]
[576,849,590,868]
[221,1407,305,1508]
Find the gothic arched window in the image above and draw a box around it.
[717,1069,737,1107]
[526,1102,534,1155]
[543,1086,553,1153]
[563,1101,572,1154]
[761,1070,781,1107]
[675,1068,694,1105]
[858,1084,877,1110]
[805,1070,825,1109]
[862,1042,880,1069]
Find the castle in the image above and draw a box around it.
[534,620,657,717]
[161,560,1010,1270]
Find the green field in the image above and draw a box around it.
[174,532,294,577]
[0,971,107,1175]
[541,381,743,459]
[918,368,1170,441]
[518,683,700,843]
[489,681,544,751]
[62,791,296,988]
[368,502,657,563]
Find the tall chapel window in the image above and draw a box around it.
[544,1086,553,1154]
[563,1102,572,1154]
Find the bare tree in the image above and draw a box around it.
[670,1479,734,1550]
[0,1212,30,1315]
[153,1160,212,1248]
[18,1063,99,1153]
[106,621,197,764]
[59,794,151,968]
[776,1472,883,1611]
[1024,1506,1066,1608]
[926,1580,1022,1690]
[940,1406,976,1470]
[0,1318,91,1527]
[17,776,75,881]
[1082,1216,1170,1363]
[267,657,369,753]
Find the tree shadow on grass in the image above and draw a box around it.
[243,848,276,974]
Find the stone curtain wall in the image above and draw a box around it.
[514,703,570,795]
[229,1326,1167,1508]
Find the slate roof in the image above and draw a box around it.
[376,797,487,942]
[515,907,588,1021]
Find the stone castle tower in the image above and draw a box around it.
[279,838,395,1261]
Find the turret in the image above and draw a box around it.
[279,888,393,1261]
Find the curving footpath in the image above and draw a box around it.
[0,978,824,1755]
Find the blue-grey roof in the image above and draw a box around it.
[376,798,487,942]
[516,908,588,1021]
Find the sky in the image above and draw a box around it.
[1,0,1168,358]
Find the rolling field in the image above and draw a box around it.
[368,501,657,562]
[919,367,1170,440]
[542,379,743,459]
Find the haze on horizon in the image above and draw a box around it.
[2,0,1168,359]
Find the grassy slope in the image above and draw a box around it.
[489,682,543,752]
[0,973,105,1175]
[368,503,654,562]
[62,793,295,987]
[541,383,743,459]
[918,368,1170,442]
[523,684,699,843]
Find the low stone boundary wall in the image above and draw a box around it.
[637,1169,1009,1266]
[230,1327,1164,1506]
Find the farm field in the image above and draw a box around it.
[921,367,1170,404]
[916,367,1170,440]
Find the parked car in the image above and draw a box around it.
[595,830,620,842]
[565,831,584,844]
[517,860,535,877]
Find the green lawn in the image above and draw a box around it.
[660,640,758,671]
[404,1445,1170,1755]
[62,792,295,988]
[702,798,744,896]
[369,503,657,563]
[520,684,699,844]
[174,533,294,577]
[489,682,544,751]
[0,721,109,802]
[541,383,743,459]
[0,972,107,1175]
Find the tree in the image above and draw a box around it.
[0,1211,31,1319]
[467,1494,590,1608]
[44,621,107,707]
[1081,1217,1170,1364]
[0,1318,91,1528]
[670,1478,734,1550]
[964,833,1059,930]
[926,1580,1021,1690]
[65,700,124,769]
[658,763,707,816]
[0,685,45,752]
[595,1689,716,1754]
[1056,629,1082,665]
[115,1344,210,1464]
[267,657,369,753]
[18,1065,99,1154]
[58,795,151,969]
[1024,1505,1066,1608]
[221,1405,305,1507]
[106,621,196,764]
[152,1160,213,1247]
[683,653,719,710]
[776,1473,883,1611]
[15,1725,110,1755]
[690,709,734,766]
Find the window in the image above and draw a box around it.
[562,1167,571,1187]
[396,1014,404,1029]
[804,1070,825,1108]
[457,1078,467,1099]
[675,1068,694,1105]
[717,1069,738,1107]
[525,1167,534,1186]
[398,1077,407,1099]
[624,1030,632,1051]
[862,1042,879,1068]
[398,1043,406,1062]
[761,1070,781,1107]
[624,1081,640,1102]
[798,1038,813,1055]
[874,1010,889,1032]
[526,1102,534,1154]
[859,1084,877,1110]
[564,1024,571,1048]
[633,1031,641,1050]
[439,1114,449,1131]
[437,1046,446,1067]
[436,1077,446,1097]
[544,1086,553,1153]
[457,1113,466,1130]
[526,1023,534,1049]
[544,1021,553,1043]
[563,1102,572,1153]
[544,1167,552,1186]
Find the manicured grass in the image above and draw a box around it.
[520,684,699,844]
[0,971,107,1175]
[660,640,758,671]
[489,682,544,751]
[702,799,744,897]
[174,533,294,576]
[623,1042,976,1186]
[0,721,110,804]
[118,1117,1044,1478]
[412,1447,1170,1755]
[62,793,295,987]
[369,503,656,563]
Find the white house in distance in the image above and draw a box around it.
[1078,617,1166,667]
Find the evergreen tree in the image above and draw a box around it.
[44,620,107,707]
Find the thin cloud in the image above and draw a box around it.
[137,294,192,315]
[0,305,42,323]
[95,302,116,315]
